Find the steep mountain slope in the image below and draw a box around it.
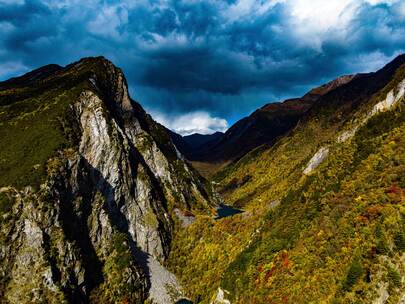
[0,57,213,304]
[167,55,405,303]
[167,131,224,160]
[173,75,354,166]
[183,132,224,151]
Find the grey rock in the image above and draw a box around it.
[303,147,329,175]
[0,57,213,303]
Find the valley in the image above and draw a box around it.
[166,55,405,303]
[0,54,404,304]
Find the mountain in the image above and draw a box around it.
[1,53,404,304]
[0,57,214,303]
[171,75,355,167]
[168,130,224,159]
[167,54,405,303]
[183,132,224,150]
[0,64,63,89]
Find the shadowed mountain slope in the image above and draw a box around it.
[0,57,214,304]
[170,74,355,166]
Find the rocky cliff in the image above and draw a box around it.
[0,57,213,303]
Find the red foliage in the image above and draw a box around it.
[265,266,277,281]
[282,253,289,268]
[364,205,383,220]
[183,210,194,217]
[122,297,130,304]
[385,185,400,194]
[369,246,377,259]
[356,215,369,224]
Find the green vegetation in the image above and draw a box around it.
[189,161,229,179]
[0,56,133,191]
[90,232,145,304]
[394,229,405,251]
[342,256,364,291]
[0,65,97,189]
[167,67,405,303]
[388,266,401,288]
[1,56,404,303]
[0,192,12,216]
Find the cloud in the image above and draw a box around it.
[151,111,228,136]
[0,0,404,133]
[0,60,27,79]
[87,4,129,40]
[0,0,24,4]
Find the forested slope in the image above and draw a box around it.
[167,55,405,304]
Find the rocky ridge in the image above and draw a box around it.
[170,75,355,167]
[0,57,213,303]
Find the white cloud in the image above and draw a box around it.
[0,61,28,80]
[0,21,15,33]
[137,32,191,51]
[222,0,399,26]
[364,0,399,5]
[284,0,402,50]
[347,51,401,73]
[87,5,128,40]
[150,111,228,136]
[222,0,285,21]
[397,2,405,20]
[289,0,354,31]
[290,0,400,26]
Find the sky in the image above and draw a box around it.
[0,0,405,135]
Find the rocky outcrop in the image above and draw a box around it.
[0,57,213,303]
[303,147,329,175]
[174,208,196,228]
[305,77,405,175]
[371,79,405,115]
[211,287,231,304]
[337,77,405,144]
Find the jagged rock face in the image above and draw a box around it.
[0,57,213,303]
[76,89,171,260]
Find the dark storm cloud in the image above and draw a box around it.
[0,0,404,133]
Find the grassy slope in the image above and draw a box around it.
[167,66,405,303]
[189,161,230,179]
[0,60,112,190]
[0,58,141,220]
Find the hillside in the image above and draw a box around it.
[171,75,355,168]
[1,53,404,304]
[167,55,405,303]
[167,130,224,160]
[0,57,214,304]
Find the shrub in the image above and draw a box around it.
[387,266,401,289]
[343,257,363,291]
[375,224,390,255]
[394,231,405,251]
[0,192,11,216]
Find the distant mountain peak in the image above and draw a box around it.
[170,54,405,171]
[0,63,63,89]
